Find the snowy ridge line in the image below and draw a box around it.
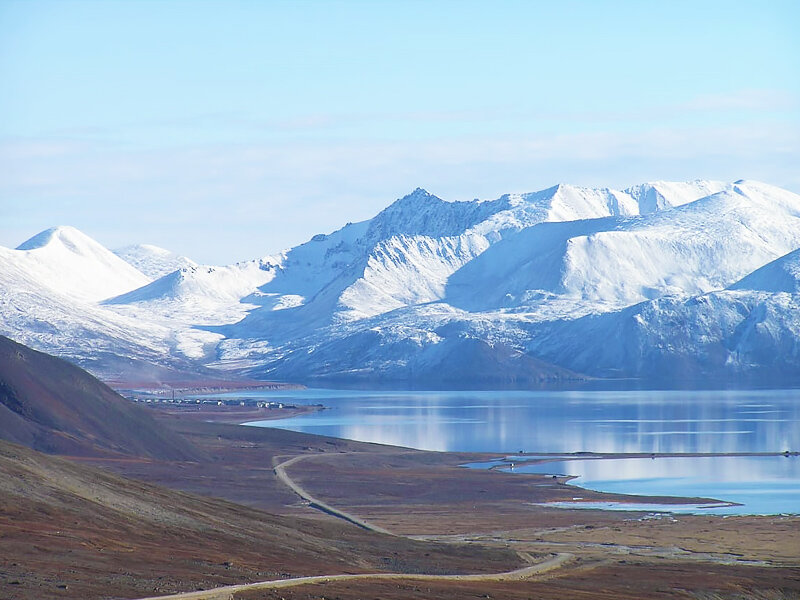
[2,179,800,384]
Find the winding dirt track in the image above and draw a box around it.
[138,552,575,600]
[273,454,395,535]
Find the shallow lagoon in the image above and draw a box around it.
[230,388,800,514]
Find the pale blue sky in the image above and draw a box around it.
[2,0,799,264]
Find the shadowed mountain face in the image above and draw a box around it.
[0,335,200,460]
[265,326,583,385]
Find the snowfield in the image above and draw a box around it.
[113,243,197,279]
[2,180,800,385]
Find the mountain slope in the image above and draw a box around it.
[624,180,728,214]
[729,247,800,293]
[0,230,234,377]
[524,289,800,382]
[104,259,280,326]
[255,305,582,385]
[0,257,215,381]
[0,335,201,459]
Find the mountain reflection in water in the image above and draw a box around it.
[239,388,800,454]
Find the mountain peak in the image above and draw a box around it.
[377,188,440,214]
[373,188,446,221]
[408,186,432,197]
[368,188,499,239]
[393,187,436,205]
[8,225,151,303]
[17,225,94,252]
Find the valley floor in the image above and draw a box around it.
[3,404,798,600]
[112,408,800,597]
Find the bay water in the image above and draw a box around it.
[218,388,800,514]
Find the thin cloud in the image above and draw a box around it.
[681,89,799,112]
[2,121,798,262]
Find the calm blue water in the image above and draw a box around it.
[220,388,800,514]
[467,455,800,515]
[232,388,799,453]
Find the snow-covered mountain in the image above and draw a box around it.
[0,241,177,381]
[226,181,718,334]
[448,181,800,310]
[3,180,800,385]
[0,227,234,380]
[219,179,800,384]
[7,226,150,302]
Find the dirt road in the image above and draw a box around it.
[273,454,395,535]
[138,552,574,600]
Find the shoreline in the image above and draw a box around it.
[235,413,798,515]
[480,452,798,515]
[143,402,325,424]
[113,381,306,397]
[497,450,800,460]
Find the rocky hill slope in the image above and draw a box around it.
[0,335,200,458]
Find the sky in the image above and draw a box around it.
[1,0,799,265]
